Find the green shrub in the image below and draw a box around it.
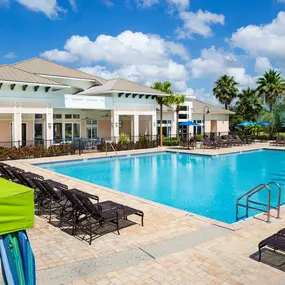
[119,133,130,143]
[0,144,74,161]
[163,137,180,146]
[194,135,203,142]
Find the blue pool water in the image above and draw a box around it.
[37,150,285,223]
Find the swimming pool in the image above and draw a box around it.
[37,150,285,223]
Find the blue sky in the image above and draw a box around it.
[1,0,285,104]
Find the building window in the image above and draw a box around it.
[53,114,62,119]
[65,123,72,140]
[73,123,80,138]
[179,114,188,120]
[180,105,188,111]
[35,114,43,119]
[86,120,98,139]
[73,114,80,119]
[65,114,72,119]
[194,120,202,135]
[157,120,172,137]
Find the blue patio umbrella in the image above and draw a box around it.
[237,121,254,127]
[258,121,272,126]
[178,121,201,127]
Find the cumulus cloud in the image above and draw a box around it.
[255,57,272,74]
[41,30,189,65]
[230,12,285,60]
[41,49,78,63]
[80,61,188,92]
[15,0,65,18]
[189,46,255,88]
[69,0,77,11]
[41,30,190,92]
[176,10,225,38]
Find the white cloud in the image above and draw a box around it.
[3,52,16,59]
[41,30,190,93]
[69,0,77,11]
[176,10,225,38]
[80,60,188,92]
[136,0,159,8]
[230,12,285,60]
[189,46,255,88]
[15,0,65,18]
[41,49,78,63]
[136,0,189,10]
[102,0,114,7]
[41,30,189,66]
[255,57,272,74]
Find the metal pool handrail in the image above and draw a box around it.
[235,182,281,223]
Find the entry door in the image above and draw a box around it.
[53,123,63,143]
[22,123,27,146]
[34,123,43,144]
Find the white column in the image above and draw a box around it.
[46,107,53,147]
[172,111,177,136]
[111,110,119,143]
[13,105,22,147]
[133,114,139,142]
[151,111,157,140]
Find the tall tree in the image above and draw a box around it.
[213,75,238,109]
[172,94,185,133]
[236,88,263,122]
[153,81,173,146]
[256,69,285,111]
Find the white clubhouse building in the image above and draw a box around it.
[0,58,233,146]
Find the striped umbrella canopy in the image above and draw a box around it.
[0,231,36,285]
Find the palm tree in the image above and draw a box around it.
[153,81,173,146]
[236,88,263,122]
[172,94,185,132]
[213,75,239,109]
[256,69,285,111]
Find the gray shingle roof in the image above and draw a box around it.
[12,58,106,84]
[0,65,65,86]
[78,78,166,96]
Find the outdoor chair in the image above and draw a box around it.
[258,233,285,262]
[233,135,246,145]
[75,195,144,244]
[201,138,218,149]
[270,136,285,146]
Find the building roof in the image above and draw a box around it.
[78,78,167,96]
[0,65,66,86]
[12,58,106,84]
[191,99,234,114]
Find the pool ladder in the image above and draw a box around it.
[105,141,119,157]
[236,182,281,223]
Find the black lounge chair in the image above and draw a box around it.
[270,136,285,146]
[258,233,285,262]
[75,195,144,244]
[201,138,218,149]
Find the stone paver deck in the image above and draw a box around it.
[4,143,285,284]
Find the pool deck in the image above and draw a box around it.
[5,143,285,285]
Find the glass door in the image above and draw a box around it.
[22,123,27,146]
[53,123,62,143]
[34,123,43,145]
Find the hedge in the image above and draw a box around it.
[0,144,74,161]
